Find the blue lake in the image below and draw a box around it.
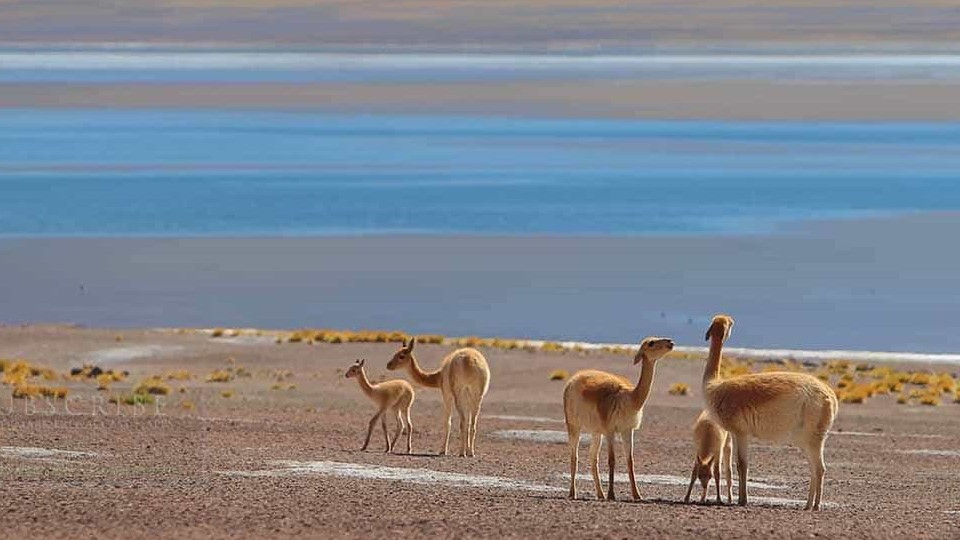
[2,109,960,237]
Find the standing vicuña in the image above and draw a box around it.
[563,337,675,501]
[387,338,490,457]
[684,410,733,504]
[345,359,416,454]
[701,314,838,510]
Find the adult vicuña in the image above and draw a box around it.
[701,314,838,510]
[345,359,416,454]
[387,338,490,457]
[563,336,675,501]
[683,410,732,504]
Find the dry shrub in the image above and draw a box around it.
[109,393,154,406]
[135,376,172,396]
[548,369,569,381]
[211,328,226,337]
[13,384,68,399]
[205,369,234,383]
[220,389,235,398]
[668,383,689,396]
[165,370,193,381]
[416,334,445,344]
[540,342,566,353]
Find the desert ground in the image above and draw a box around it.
[0,325,958,538]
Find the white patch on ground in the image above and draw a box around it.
[749,495,838,509]
[84,345,183,364]
[219,460,563,493]
[897,449,960,457]
[564,473,787,490]
[211,335,276,346]
[488,414,564,424]
[493,429,582,444]
[0,446,98,460]
[833,431,949,439]
[943,510,960,515]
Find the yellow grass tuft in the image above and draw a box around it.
[211,328,226,337]
[134,376,172,396]
[205,369,234,383]
[540,342,566,353]
[668,383,689,396]
[220,389,235,398]
[109,393,155,406]
[12,384,69,400]
[165,370,193,381]
[548,369,569,381]
[96,373,114,391]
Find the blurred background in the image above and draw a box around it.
[2,0,959,352]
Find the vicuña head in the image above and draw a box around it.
[634,336,675,364]
[704,314,735,343]
[386,337,416,371]
[345,358,365,379]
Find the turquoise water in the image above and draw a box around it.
[2,110,960,236]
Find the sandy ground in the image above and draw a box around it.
[0,325,958,539]
[5,79,960,121]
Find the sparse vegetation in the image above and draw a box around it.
[540,341,565,353]
[668,383,689,396]
[134,376,172,396]
[109,393,155,406]
[205,369,234,383]
[220,389,235,398]
[549,369,569,381]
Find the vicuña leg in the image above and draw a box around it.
[389,410,403,452]
[734,434,750,506]
[606,432,617,501]
[805,438,827,511]
[588,434,604,500]
[381,415,390,452]
[468,402,481,457]
[723,434,733,503]
[439,393,453,456]
[684,460,698,503]
[622,429,641,501]
[404,404,414,454]
[362,412,382,451]
[712,458,721,503]
[568,428,581,499]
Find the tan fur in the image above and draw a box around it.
[684,410,733,504]
[387,338,490,457]
[701,314,839,510]
[563,337,675,501]
[345,359,416,454]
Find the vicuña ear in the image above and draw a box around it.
[359,359,365,367]
[408,337,417,350]
[402,338,409,349]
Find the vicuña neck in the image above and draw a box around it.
[355,368,376,397]
[630,358,657,410]
[702,336,724,387]
[406,355,442,388]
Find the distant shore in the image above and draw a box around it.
[2,212,959,353]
